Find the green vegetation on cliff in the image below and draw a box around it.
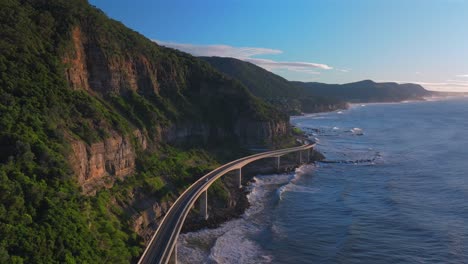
[0,0,139,261]
[201,57,303,99]
[0,0,288,263]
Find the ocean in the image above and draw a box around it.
[177,97,468,264]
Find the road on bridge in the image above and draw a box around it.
[138,143,315,264]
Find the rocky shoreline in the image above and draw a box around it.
[181,148,324,234]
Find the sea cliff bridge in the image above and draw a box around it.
[138,143,316,264]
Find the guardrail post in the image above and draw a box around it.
[237,168,242,189]
[199,190,208,220]
[169,243,177,264]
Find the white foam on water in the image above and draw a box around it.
[277,165,318,200]
[350,127,364,135]
[207,228,267,264]
[177,172,297,263]
[177,165,316,264]
[178,206,271,264]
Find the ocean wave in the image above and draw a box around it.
[303,126,366,138]
[320,151,383,165]
[178,170,313,264]
[277,184,319,200]
[178,201,271,264]
[350,127,364,135]
[276,165,317,200]
[208,225,270,264]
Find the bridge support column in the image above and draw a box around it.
[276,156,281,171]
[199,190,208,220]
[237,168,242,189]
[169,244,177,264]
[307,149,310,163]
[299,151,303,164]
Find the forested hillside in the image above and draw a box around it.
[0,0,292,263]
[293,80,432,103]
[201,56,347,114]
[201,57,432,112]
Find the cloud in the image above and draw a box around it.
[456,74,468,78]
[244,58,332,71]
[155,40,282,58]
[417,81,468,87]
[287,68,321,75]
[154,40,333,73]
[382,79,468,92]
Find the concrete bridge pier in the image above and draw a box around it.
[237,168,242,188]
[307,149,310,163]
[199,190,208,220]
[137,144,316,264]
[276,156,281,171]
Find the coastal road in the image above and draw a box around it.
[138,143,315,264]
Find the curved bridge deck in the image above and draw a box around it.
[138,143,315,264]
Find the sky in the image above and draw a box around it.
[88,0,468,92]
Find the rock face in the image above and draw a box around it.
[130,198,173,241]
[63,27,90,91]
[62,26,290,192]
[161,122,211,143]
[235,119,290,145]
[68,130,147,195]
[62,27,167,191]
[64,27,160,95]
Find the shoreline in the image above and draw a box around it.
[179,100,425,236]
[179,99,466,263]
[291,95,463,121]
[179,99,403,239]
[181,151,321,234]
[177,165,316,263]
[176,97,451,257]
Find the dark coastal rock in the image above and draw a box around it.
[181,153,320,234]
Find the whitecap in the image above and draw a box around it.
[276,165,316,200]
[177,171,305,264]
[350,127,364,135]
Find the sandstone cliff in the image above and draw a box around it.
[68,129,147,195]
[60,9,293,254]
[62,24,291,191]
[0,1,295,262]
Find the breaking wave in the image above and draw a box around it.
[277,165,318,200]
[177,166,316,264]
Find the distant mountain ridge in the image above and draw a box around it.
[201,57,432,114]
[200,56,348,114]
[292,80,432,103]
[200,56,302,99]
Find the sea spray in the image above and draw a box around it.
[177,165,316,264]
